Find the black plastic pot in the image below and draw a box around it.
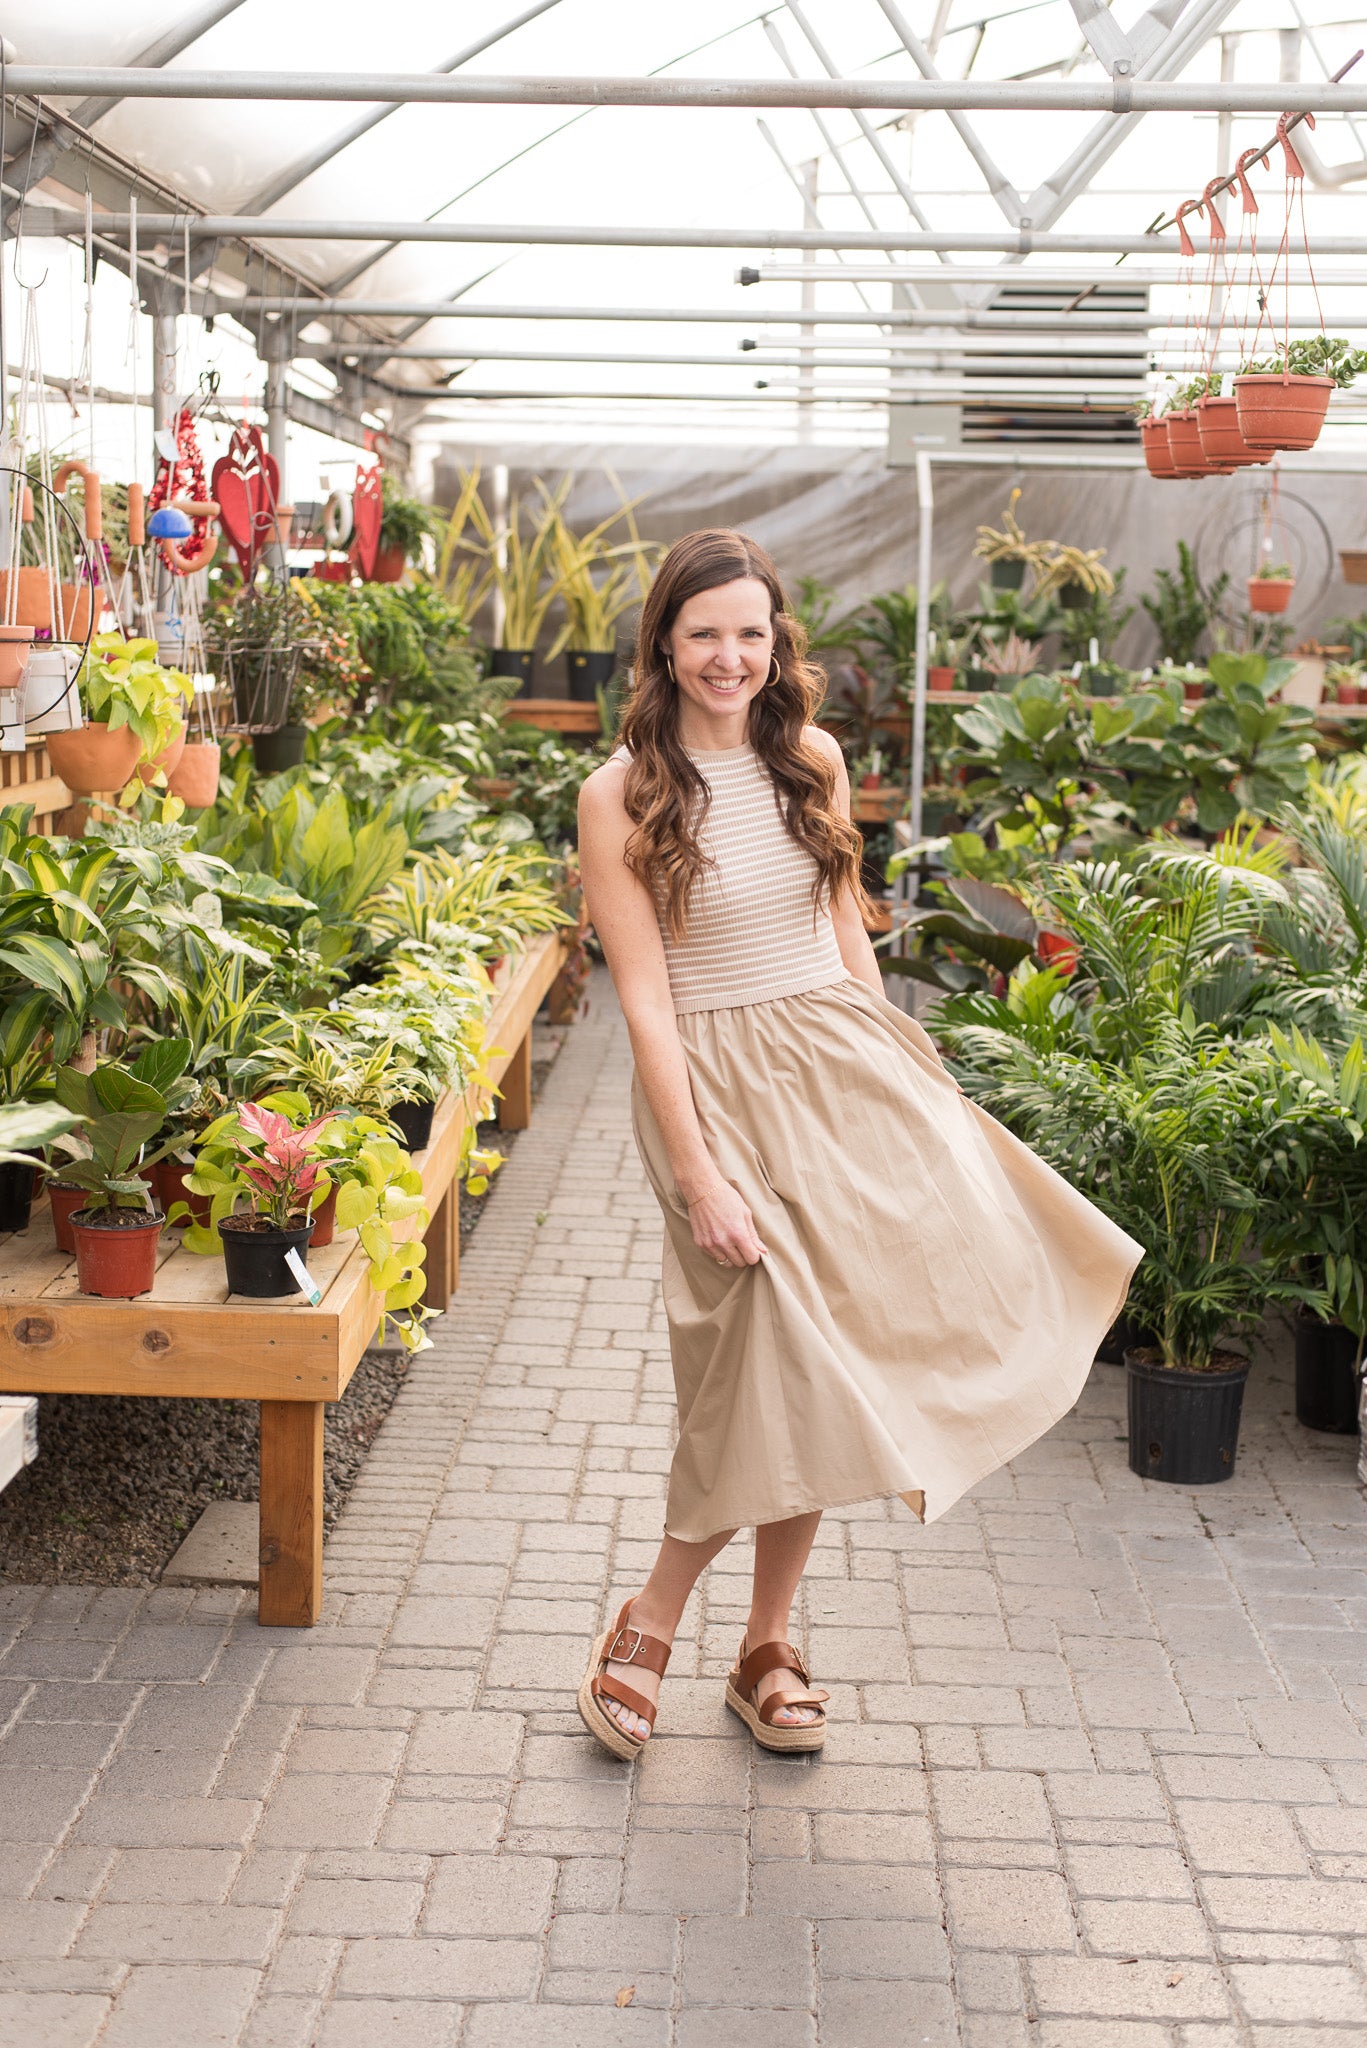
[221,1215,312,1299]
[489,648,535,699]
[1124,1346,1250,1484]
[252,724,307,774]
[565,650,617,702]
[1294,1316,1361,1435]
[1096,1311,1158,1366]
[989,559,1026,591]
[389,1098,435,1153]
[1057,580,1089,610]
[0,1157,36,1233]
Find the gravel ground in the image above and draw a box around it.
[0,1024,569,1588]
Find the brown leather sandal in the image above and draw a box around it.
[577,1599,672,1761]
[725,1634,829,1753]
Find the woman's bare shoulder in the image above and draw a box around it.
[579,750,631,821]
[803,724,845,769]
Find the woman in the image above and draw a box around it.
[575,530,1141,1761]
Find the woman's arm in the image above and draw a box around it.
[577,762,767,1268]
[806,726,885,994]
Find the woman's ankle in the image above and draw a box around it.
[621,1592,682,1647]
[746,1615,794,1646]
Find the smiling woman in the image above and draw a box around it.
[573,526,1143,1763]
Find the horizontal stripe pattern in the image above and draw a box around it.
[660,744,848,1015]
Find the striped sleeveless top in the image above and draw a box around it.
[648,743,849,1015]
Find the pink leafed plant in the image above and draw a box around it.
[234,1101,335,1228]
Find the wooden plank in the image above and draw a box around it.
[0,773,72,815]
[258,1400,323,1626]
[496,1031,532,1131]
[501,699,601,735]
[423,1185,458,1310]
[0,1296,341,1401]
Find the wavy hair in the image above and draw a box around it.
[618,529,867,940]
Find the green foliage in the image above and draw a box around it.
[1141,542,1229,665]
[378,474,443,559]
[1240,335,1367,387]
[78,633,193,788]
[1053,570,1134,665]
[51,1048,187,1214]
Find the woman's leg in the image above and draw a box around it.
[599,1527,737,1740]
[747,1510,824,1726]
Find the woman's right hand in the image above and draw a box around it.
[684,1176,769,1268]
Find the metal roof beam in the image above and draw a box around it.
[6,67,1365,113]
[869,0,1024,225]
[777,3,935,233]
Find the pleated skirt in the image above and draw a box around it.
[631,976,1144,1542]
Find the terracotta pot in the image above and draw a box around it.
[0,623,35,692]
[0,567,58,630]
[1196,394,1267,471]
[1336,681,1360,706]
[858,773,883,792]
[166,740,222,807]
[1183,679,1206,703]
[1234,372,1334,453]
[928,665,956,693]
[1248,576,1295,615]
[47,1181,91,1255]
[309,1184,338,1248]
[273,505,295,551]
[71,1208,163,1299]
[45,721,142,796]
[58,583,95,641]
[371,544,407,584]
[155,1157,212,1229]
[313,559,353,582]
[1140,418,1177,479]
[1164,411,1213,478]
[138,721,187,785]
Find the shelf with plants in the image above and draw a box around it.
[0,674,581,1625]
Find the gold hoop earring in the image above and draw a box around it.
[767,655,781,686]
[665,654,677,685]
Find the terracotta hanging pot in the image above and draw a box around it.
[1234,373,1334,453]
[1164,411,1212,478]
[1248,576,1295,615]
[0,567,57,629]
[166,740,222,807]
[1140,418,1178,479]
[139,721,188,785]
[46,721,143,796]
[370,544,407,584]
[57,583,95,641]
[0,623,35,692]
[1196,395,1268,471]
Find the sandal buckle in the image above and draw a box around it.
[608,1625,643,1664]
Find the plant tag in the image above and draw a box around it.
[284,1248,321,1305]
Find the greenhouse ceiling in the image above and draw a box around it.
[4,0,1366,454]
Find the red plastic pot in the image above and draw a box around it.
[1196,394,1268,471]
[156,1157,212,1229]
[309,1184,338,1248]
[929,665,956,693]
[1164,411,1212,478]
[1234,372,1334,453]
[71,1208,164,1298]
[1140,418,1177,479]
[1248,576,1295,615]
[1183,679,1207,703]
[47,1181,90,1255]
[1336,681,1361,706]
[313,558,353,582]
[370,545,407,584]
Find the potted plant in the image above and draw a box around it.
[1248,561,1296,615]
[978,631,1042,692]
[1191,371,1268,471]
[178,1099,334,1298]
[1135,399,1177,480]
[1235,337,1366,453]
[49,1062,177,1298]
[546,483,658,701]
[1159,660,1212,705]
[46,632,193,801]
[1035,542,1116,613]
[302,1105,436,1347]
[444,470,570,696]
[973,489,1048,590]
[1325,659,1362,708]
[1161,377,1227,478]
[1141,543,1229,666]
[372,475,441,585]
[928,630,964,693]
[48,1040,191,1253]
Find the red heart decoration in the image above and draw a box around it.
[211,427,280,576]
[351,464,383,580]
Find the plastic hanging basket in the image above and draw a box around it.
[1164,411,1213,479]
[1234,372,1334,453]
[1140,419,1178,479]
[1196,394,1268,470]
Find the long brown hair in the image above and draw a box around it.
[618,529,867,939]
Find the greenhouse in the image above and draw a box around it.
[0,3,1365,2042]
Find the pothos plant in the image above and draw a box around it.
[1240,336,1367,387]
[80,633,193,795]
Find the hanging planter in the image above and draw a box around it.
[138,721,187,786]
[1164,410,1214,478]
[46,721,142,796]
[0,622,34,693]
[1234,371,1335,453]
[0,566,56,628]
[166,740,222,807]
[1140,418,1178,479]
[1248,568,1296,614]
[1196,394,1267,470]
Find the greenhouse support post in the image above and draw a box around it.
[909,448,932,858]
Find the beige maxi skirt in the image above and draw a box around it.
[632,976,1144,1542]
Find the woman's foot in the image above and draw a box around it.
[725,1633,828,1753]
[577,1599,675,1759]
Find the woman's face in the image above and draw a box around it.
[665,576,775,728]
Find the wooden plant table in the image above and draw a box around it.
[0,930,571,1628]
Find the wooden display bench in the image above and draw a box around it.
[0,737,75,836]
[502,698,601,735]
[0,930,571,1628]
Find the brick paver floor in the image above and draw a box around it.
[2,971,1367,2046]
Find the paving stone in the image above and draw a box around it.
[97,1964,258,2046]
[0,1991,111,2048]
[103,1849,240,1905]
[0,1772,94,1845]
[681,1914,814,2007]
[287,1878,422,1937]
[333,1936,538,2000]
[820,1978,958,2047]
[944,1868,1076,1949]
[816,1918,951,1981]
[74,1903,279,1965]
[316,2002,462,2047]
[253,1774,391,1851]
